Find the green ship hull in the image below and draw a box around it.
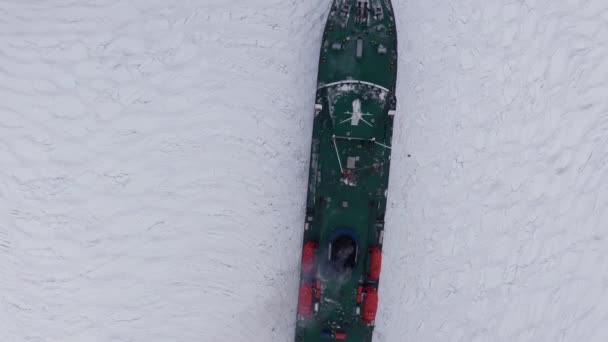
[295,1,397,341]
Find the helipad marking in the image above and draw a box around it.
[317,80,390,93]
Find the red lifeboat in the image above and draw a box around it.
[301,241,318,275]
[334,332,347,340]
[362,287,379,324]
[367,247,382,281]
[297,282,314,317]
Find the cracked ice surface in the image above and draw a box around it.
[377,1,608,342]
[1,0,608,342]
[0,0,322,341]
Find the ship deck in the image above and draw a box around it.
[296,1,398,341]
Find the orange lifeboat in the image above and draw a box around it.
[362,287,378,324]
[367,247,382,281]
[301,241,318,275]
[297,282,313,317]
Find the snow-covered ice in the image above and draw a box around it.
[379,1,608,341]
[1,0,608,341]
